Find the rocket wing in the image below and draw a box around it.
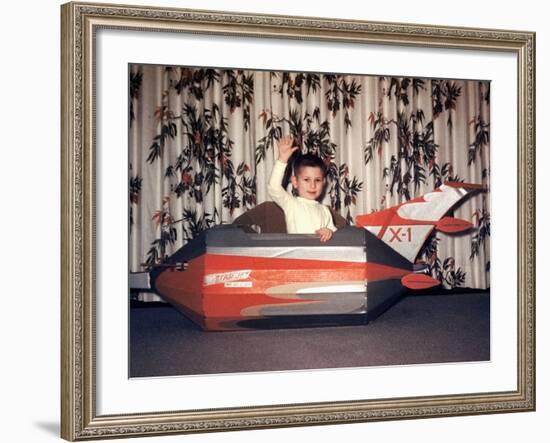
[355,182,483,263]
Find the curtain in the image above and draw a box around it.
[129,65,490,301]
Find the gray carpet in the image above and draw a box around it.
[129,291,490,377]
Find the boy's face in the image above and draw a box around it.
[291,166,325,200]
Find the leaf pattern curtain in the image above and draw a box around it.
[130,65,490,301]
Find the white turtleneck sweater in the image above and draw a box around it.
[267,160,336,234]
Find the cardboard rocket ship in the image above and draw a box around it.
[140,182,482,331]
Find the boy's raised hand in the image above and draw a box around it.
[277,135,298,162]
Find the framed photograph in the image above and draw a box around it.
[61,1,535,440]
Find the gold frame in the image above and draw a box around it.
[61,1,536,440]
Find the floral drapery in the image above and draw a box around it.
[130,65,490,301]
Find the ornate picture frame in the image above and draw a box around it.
[61,1,535,440]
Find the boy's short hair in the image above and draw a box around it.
[292,153,327,177]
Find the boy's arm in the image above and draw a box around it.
[315,206,337,242]
[325,207,338,232]
[267,160,293,208]
[267,136,298,208]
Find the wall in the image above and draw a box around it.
[0,0,546,442]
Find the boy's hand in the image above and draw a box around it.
[315,227,333,242]
[277,135,298,162]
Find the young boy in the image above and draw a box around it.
[267,135,336,242]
